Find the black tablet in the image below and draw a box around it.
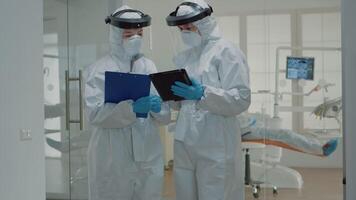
[149,69,192,101]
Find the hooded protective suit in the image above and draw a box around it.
[84,6,170,200]
[170,1,251,200]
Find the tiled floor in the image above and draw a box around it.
[163,168,343,200]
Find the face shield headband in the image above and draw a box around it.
[166,2,213,26]
[105,9,151,29]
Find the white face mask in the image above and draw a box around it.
[181,30,202,47]
[123,35,142,57]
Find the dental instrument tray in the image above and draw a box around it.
[149,69,192,101]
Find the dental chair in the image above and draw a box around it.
[242,114,303,198]
[255,146,303,186]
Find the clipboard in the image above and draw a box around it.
[149,69,192,101]
[105,71,151,118]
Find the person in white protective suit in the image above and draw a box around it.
[166,1,251,200]
[84,6,171,200]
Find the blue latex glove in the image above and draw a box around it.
[322,138,338,156]
[133,96,151,114]
[150,95,162,113]
[171,79,204,100]
[133,95,162,114]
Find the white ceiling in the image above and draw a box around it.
[132,0,340,15]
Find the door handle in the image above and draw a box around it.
[65,70,84,130]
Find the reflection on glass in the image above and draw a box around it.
[42,0,343,200]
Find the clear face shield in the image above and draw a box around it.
[106,8,153,59]
[166,1,214,69]
[167,24,195,55]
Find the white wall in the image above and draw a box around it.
[0,0,45,200]
[342,0,356,199]
[129,0,338,72]
[211,0,340,14]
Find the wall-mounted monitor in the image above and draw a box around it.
[286,56,315,80]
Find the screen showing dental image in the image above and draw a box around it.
[286,57,314,80]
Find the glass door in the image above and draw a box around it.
[43,0,70,199]
[44,1,122,199]
[44,0,344,200]
[67,0,123,199]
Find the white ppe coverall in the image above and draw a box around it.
[84,6,170,200]
[171,1,251,200]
